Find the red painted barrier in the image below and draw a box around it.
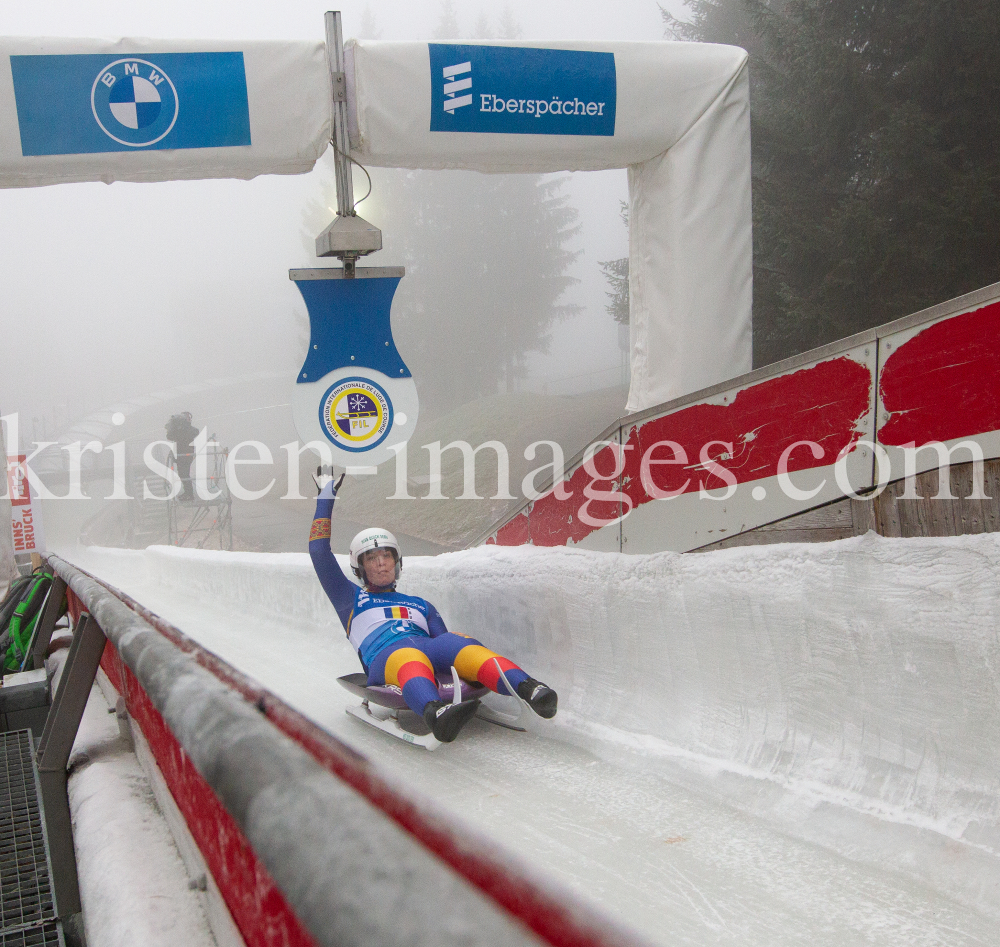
[486,282,1000,553]
[879,298,1000,447]
[621,357,871,500]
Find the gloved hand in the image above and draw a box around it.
[313,466,345,499]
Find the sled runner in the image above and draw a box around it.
[338,661,526,750]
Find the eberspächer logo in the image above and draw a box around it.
[443,61,473,112]
[429,44,616,136]
[319,377,394,453]
[91,59,179,147]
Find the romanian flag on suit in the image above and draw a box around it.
[384,606,412,620]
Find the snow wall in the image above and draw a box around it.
[76,532,1000,917]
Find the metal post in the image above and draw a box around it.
[313,11,383,268]
[325,10,354,217]
[29,574,67,671]
[35,613,107,919]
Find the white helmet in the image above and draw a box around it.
[349,528,401,583]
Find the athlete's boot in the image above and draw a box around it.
[516,679,558,718]
[423,699,481,743]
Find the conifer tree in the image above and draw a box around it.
[435,0,461,40]
[473,11,493,39]
[599,202,630,324]
[357,3,382,40]
[665,0,1000,365]
[496,6,524,41]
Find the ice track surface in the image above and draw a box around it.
[73,536,1000,946]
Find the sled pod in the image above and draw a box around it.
[290,267,418,468]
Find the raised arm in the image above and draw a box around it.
[308,475,355,630]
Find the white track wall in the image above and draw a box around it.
[78,535,1000,916]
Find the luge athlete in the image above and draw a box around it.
[309,476,557,743]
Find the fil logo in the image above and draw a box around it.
[442,61,473,112]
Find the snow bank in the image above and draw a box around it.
[78,534,1000,860]
[64,678,217,947]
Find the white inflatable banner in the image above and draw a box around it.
[1,35,751,412]
[0,37,330,186]
[346,40,753,411]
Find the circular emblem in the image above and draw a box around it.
[318,377,394,453]
[91,59,179,147]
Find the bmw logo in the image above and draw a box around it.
[91,59,179,147]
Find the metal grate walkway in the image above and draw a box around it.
[0,731,64,947]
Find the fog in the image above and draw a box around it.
[0,0,686,553]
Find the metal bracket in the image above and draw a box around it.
[29,574,67,671]
[331,70,347,102]
[35,613,108,920]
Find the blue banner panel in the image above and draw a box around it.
[10,52,251,155]
[428,44,616,137]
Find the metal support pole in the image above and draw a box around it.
[30,574,67,670]
[313,11,383,269]
[35,613,107,919]
[325,10,354,217]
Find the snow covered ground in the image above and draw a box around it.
[48,652,218,947]
[68,533,1000,946]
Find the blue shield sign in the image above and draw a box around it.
[290,268,418,468]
